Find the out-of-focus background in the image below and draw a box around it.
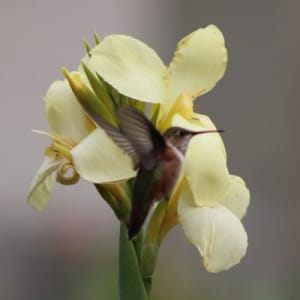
[1,0,299,299]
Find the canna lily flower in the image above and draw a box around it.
[72,24,250,272]
[30,25,249,272]
[72,24,227,181]
[28,76,135,210]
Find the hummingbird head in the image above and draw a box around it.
[163,126,223,155]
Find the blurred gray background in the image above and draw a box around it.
[1,0,299,299]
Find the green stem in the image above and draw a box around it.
[141,241,160,299]
[140,201,168,298]
[118,223,148,300]
[143,277,152,298]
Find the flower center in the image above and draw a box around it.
[157,93,194,132]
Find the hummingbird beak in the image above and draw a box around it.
[192,129,224,136]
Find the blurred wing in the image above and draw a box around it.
[90,113,140,169]
[119,107,166,169]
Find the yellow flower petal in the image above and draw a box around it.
[89,35,167,103]
[221,175,250,219]
[178,187,248,272]
[28,156,62,211]
[158,93,194,132]
[168,25,227,102]
[172,114,228,206]
[172,112,218,132]
[44,78,94,142]
[190,113,227,160]
[71,128,136,183]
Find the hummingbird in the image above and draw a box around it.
[91,106,222,239]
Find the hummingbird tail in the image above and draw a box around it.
[128,200,154,240]
[128,212,146,240]
[128,224,140,240]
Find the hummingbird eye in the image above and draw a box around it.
[175,130,186,137]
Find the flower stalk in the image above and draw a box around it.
[119,222,148,300]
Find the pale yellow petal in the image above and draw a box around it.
[178,187,248,272]
[172,112,220,132]
[168,25,227,102]
[158,93,194,132]
[44,78,94,142]
[172,114,228,206]
[190,113,227,160]
[28,156,62,211]
[221,175,250,219]
[71,128,136,183]
[89,35,167,103]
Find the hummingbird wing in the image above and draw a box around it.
[86,106,165,170]
[119,107,166,169]
[89,112,140,169]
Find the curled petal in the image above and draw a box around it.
[44,78,95,142]
[178,187,248,272]
[172,114,228,206]
[56,162,80,185]
[221,175,250,219]
[28,156,62,211]
[168,25,227,102]
[71,128,136,183]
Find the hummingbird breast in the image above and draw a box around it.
[128,144,183,239]
[155,144,183,200]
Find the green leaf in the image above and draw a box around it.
[94,183,122,220]
[94,32,101,44]
[83,39,92,56]
[132,230,143,266]
[81,62,115,112]
[62,68,117,126]
[119,223,148,300]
